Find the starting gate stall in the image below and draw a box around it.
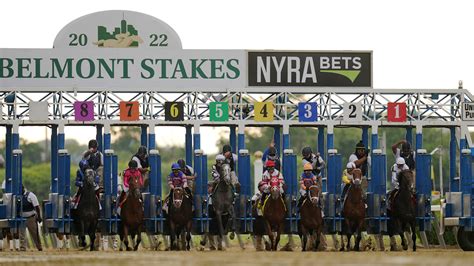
[3,9,474,250]
[0,124,23,235]
[324,148,343,234]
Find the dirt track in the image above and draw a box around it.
[0,249,473,266]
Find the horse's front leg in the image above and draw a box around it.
[169,221,177,251]
[314,226,321,251]
[134,228,142,251]
[410,220,417,252]
[186,220,192,251]
[354,219,364,252]
[301,225,308,251]
[264,220,274,251]
[274,223,283,251]
[215,211,225,250]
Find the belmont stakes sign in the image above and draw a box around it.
[0,10,372,91]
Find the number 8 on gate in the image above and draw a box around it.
[74,101,94,121]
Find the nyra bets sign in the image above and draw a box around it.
[247,51,372,87]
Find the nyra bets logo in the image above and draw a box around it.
[94,18,144,48]
[248,51,372,87]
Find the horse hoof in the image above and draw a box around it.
[229,232,235,240]
[402,245,408,251]
[339,247,344,252]
[119,248,123,251]
[126,247,133,251]
[209,246,216,251]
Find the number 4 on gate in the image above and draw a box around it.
[254,102,274,122]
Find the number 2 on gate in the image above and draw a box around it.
[254,102,274,122]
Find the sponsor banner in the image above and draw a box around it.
[0,49,245,91]
[248,51,372,87]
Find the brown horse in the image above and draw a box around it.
[340,168,365,251]
[119,174,144,251]
[388,169,417,251]
[263,185,286,251]
[299,185,323,251]
[169,187,193,250]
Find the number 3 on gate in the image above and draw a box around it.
[387,102,407,122]
[298,102,318,122]
[120,101,139,121]
[254,102,274,122]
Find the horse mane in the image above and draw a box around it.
[398,169,413,188]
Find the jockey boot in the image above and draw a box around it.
[297,196,304,208]
[234,182,241,194]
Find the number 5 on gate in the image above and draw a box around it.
[254,102,274,122]
[120,101,140,121]
[210,102,229,122]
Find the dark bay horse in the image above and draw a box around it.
[299,185,323,251]
[263,185,286,251]
[340,168,365,251]
[388,169,417,251]
[119,174,144,251]
[211,163,236,250]
[73,169,99,251]
[169,187,193,250]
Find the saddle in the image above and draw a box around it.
[259,195,287,215]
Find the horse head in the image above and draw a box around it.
[173,187,184,209]
[308,185,320,205]
[84,169,96,187]
[270,185,281,200]
[219,163,232,185]
[351,168,363,186]
[399,169,415,192]
[128,175,142,199]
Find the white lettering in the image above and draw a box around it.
[272,56,286,83]
[287,57,300,83]
[256,56,271,83]
[301,57,317,83]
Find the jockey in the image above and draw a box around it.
[388,157,410,209]
[117,160,144,215]
[72,159,100,209]
[263,146,281,172]
[131,146,149,190]
[222,144,241,192]
[163,163,191,213]
[340,162,356,202]
[348,141,371,177]
[207,154,226,205]
[297,163,317,207]
[177,158,196,192]
[302,147,325,177]
[82,139,104,176]
[259,160,285,206]
[392,140,416,170]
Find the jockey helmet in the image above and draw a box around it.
[302,146,312,158]
[396,157,406,165]
[88,139,98,149]
[216,154,225,163]
[265,160,276,168]
[222,144,232,154]
[79,159,90,171]
[128,160,138,168]
[303,163,313,171]
[177,159,186,169]
[268,147,277,156]
[355,141,365,151]
[137,146,147,156]
[171,163,180,171]
[346,162,356,169]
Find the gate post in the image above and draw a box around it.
[325,149,342,234]
[416,149,432,232]
[238,149,250,233]
[367,149,387,234]
[460,149,474,231]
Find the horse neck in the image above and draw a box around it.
[348,185,363,202]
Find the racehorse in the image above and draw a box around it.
[263,185,286,251]
[388,169,417,251]
[168,187,193,250]
[119,173,144,251]
[73,168,99,251]
[299,185,323,251]
[211,163,236,250]
[340,168,365,251]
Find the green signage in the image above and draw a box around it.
[209,102,229,121]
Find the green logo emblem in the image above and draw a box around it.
[94,18,143,48]
[320,70,361,83]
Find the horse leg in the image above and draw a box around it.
[186,220,192,251]
[301,225,308,252]
[215,211,225,251]
[410,220,417,251]
[399,222,408,251]
[274,224,282,251]
[89,227,96,251]
[79,222,86,248]
[314,227,321,251]
[339,232,345,252]
[169,221,177,251]
[264,220,274,251]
